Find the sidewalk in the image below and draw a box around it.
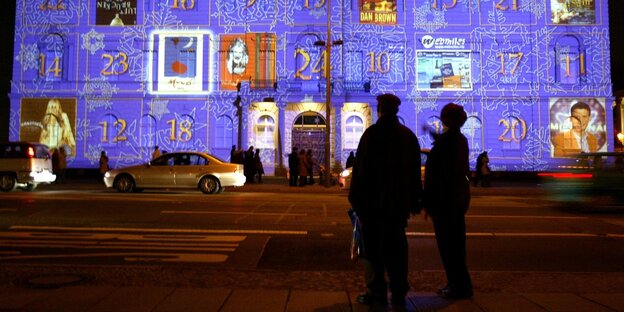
[2,283,623,311]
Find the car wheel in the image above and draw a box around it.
[0,174,17,192]
[217,187,225,194]
[199,176,220,194]
[22,183,38,192]
[114,175,135,193]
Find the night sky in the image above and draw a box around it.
[0,1,623,141]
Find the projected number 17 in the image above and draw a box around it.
[496,52,524,75]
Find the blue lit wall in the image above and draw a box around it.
[9,0,614,173]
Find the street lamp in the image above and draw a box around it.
[313,0,342,187]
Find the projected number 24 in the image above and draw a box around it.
[294,49,390,79]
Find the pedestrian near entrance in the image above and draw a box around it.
[474,151,491,187]
[423,103,473,300]
[244,146,255,184]
[346,151,355,168]
[99,150,109,183]
[348,94,423,307]
[52,147,67,184]
[306,149,315,185]
[254,149,264,183]
[288,147,299,186]
[298,149,308,186]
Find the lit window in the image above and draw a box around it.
[344,115,364,149]
[255,115,275,148]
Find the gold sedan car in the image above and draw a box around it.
[104,152,246,194]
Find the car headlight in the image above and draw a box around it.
[104,172,110,178]
[340,169,351,177]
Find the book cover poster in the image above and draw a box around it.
[220,33,276,91]
[359,0,397,25]
[550,0,596,25]
[157,34,205,93]
[96,0,137,26]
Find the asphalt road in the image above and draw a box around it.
[1,185,624,292]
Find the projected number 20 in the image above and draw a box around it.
[498,117,526,142]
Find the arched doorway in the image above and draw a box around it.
[292,112,326,175]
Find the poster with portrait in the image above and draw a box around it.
[549,97,606,158]
[95,0,137,26]
[19,98,77,156]
[359,0,398,25]
[220,33,276,91]
[550,0,596,25]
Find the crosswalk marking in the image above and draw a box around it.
[10,225,307,235]
[0,229,248,264]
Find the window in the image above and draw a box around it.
[215,115,234,148]
[255,115,275,148]
[344,115,364,149]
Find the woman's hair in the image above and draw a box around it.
[441,103,467,129]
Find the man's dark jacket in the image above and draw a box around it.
[348,115,422,227]
[288,152,299,172]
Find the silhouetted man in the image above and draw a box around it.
[348,94,423,307]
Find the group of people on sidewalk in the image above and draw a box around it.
[287,147,318,187]
[348,94,474,308]
[230,145,264,184]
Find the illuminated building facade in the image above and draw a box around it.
[9,0,614,174]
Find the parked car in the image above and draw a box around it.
[0,142,56,191]
[539,152,624,210]
[339,149,429,190]
[103,152,246,194]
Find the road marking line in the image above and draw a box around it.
[0,251,20,255]
[0,241,236,252]
[0,232,247,242]
[161,210,307,217]
[0,252,229,263]
[0,238,239,248]
[467,215,587,220]
[275,203,297,225]
[407,232,608,238]
[9,225,308,235]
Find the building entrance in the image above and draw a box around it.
[291,112,326,176]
